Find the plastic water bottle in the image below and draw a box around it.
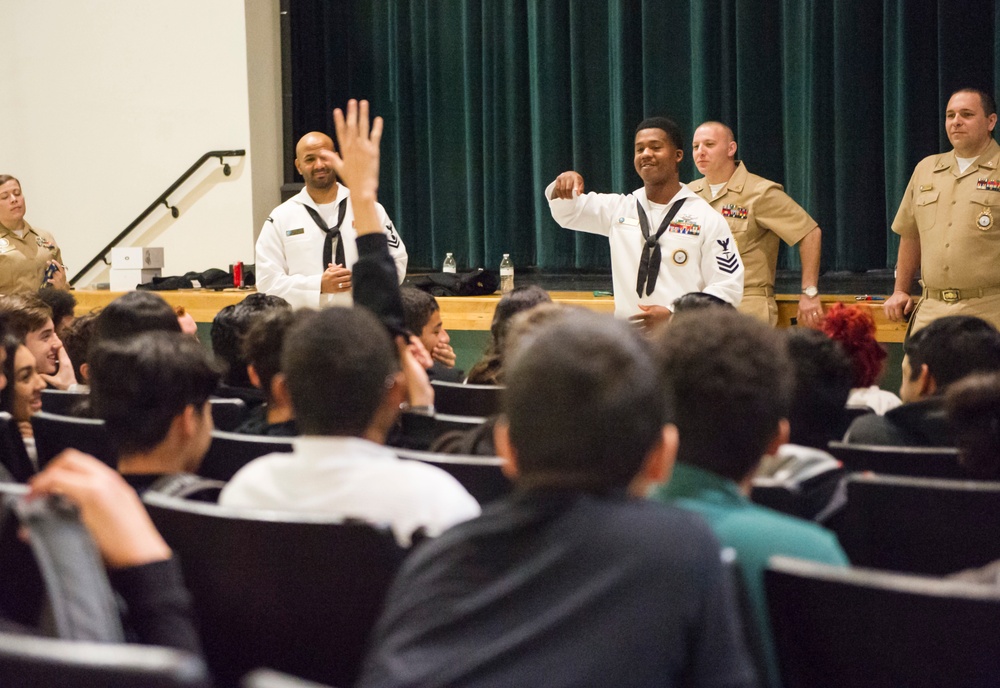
[443,252,457,274]
[500,253,514,294]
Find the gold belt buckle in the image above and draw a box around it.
[941,289,961,303]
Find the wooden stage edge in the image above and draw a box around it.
[72,290,908,343]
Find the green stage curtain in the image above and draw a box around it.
[290,0,999,273]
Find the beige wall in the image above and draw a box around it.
[0,0,282,286]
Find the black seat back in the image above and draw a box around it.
[197,430,293,482]
[39,389,89,417]
[837,473,1000,575]
[209,397,249,432]
[0,412,35,482]
[827,441,965,479]
[0,632,211,688]
[765,555,1000,687]
[143,492,407,688]
[395,448,513,504]
[31,413,114,470]
[430,380,503,417]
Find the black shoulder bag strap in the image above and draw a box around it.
[635,198,686,297]
[304,200,348,270]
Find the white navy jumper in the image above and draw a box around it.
[547,182,744,318]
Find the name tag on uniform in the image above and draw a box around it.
[286,228,305,237]
[721,204,748,219]
[977,178,1000,191]
[617,217,639,226]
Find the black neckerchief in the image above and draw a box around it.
[635,197,686,297]
[304,199,348,270]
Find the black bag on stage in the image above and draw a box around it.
[406,268,499,297]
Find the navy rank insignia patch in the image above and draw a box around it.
[977,178,1000,192]
[715,238,739,274]
[721,204,748,219]
[386,223,401,248]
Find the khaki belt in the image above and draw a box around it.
[923,285,1000,303]
[743,286,775,297]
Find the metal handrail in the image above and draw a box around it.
[70,149,246,286]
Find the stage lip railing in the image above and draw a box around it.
[70,149,247,287]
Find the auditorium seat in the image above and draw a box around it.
[395,448,513,504]
[432,412,488,439]
[209,397,249,432]
[827,441,965,479]
[143,492,407,688]
[39,389,88,417]
[0,632,211,688]
[430,380,503,417]
[30,412,114,470]
[197,430,293,482]
[242,668,336,688]
[835,474,1000,575]
[0,412,35,482]
[765,555,1000,687]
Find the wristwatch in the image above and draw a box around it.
[801,286,819,298]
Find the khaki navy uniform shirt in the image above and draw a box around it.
[689,162,816,324]
[893,139,1000,331]
[0,222,63,295]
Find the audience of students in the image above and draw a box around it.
[845,315,1000,446]
[358,309,757,688]
[650,308,849,688]
[821,302,901,414]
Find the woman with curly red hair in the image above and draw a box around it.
[820,302,901,414]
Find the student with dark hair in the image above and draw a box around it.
[233,309,298,436]
[651,309,847,688]
[359,310,756,688]
[671,290,735,314]
[845,315,1000,446]
[210,293,291,391]
[59,311,98,384]
[466,285,551,385]
[946,372,1000,480]
[89,291,181,350]
[220,101,479,545]
[783,328,854,449]
[399,287,462,381]
[0,293,76,389]
[37,286,77,339]
[547,117,743,327]
[0,334,46,466]
[89,332,223,495]
[220,306,479,544]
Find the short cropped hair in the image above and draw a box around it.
[503,310,668,490]
[89,332,222,456]
[785,328,854,449]
[671,291,734,314]
[654,309,792,482]
[399,288,439,336]
[282,307,397,436]
[90,292,180,353]
[636,117,684,150]
[904,316,1000,391]
[953,88,997,118]
[242,309,299,400]
[0,294,53,340]
[211,293,291,388]
[37,288,77,326]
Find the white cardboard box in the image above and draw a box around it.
[110,247,164,269]
[110,268,162,291]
